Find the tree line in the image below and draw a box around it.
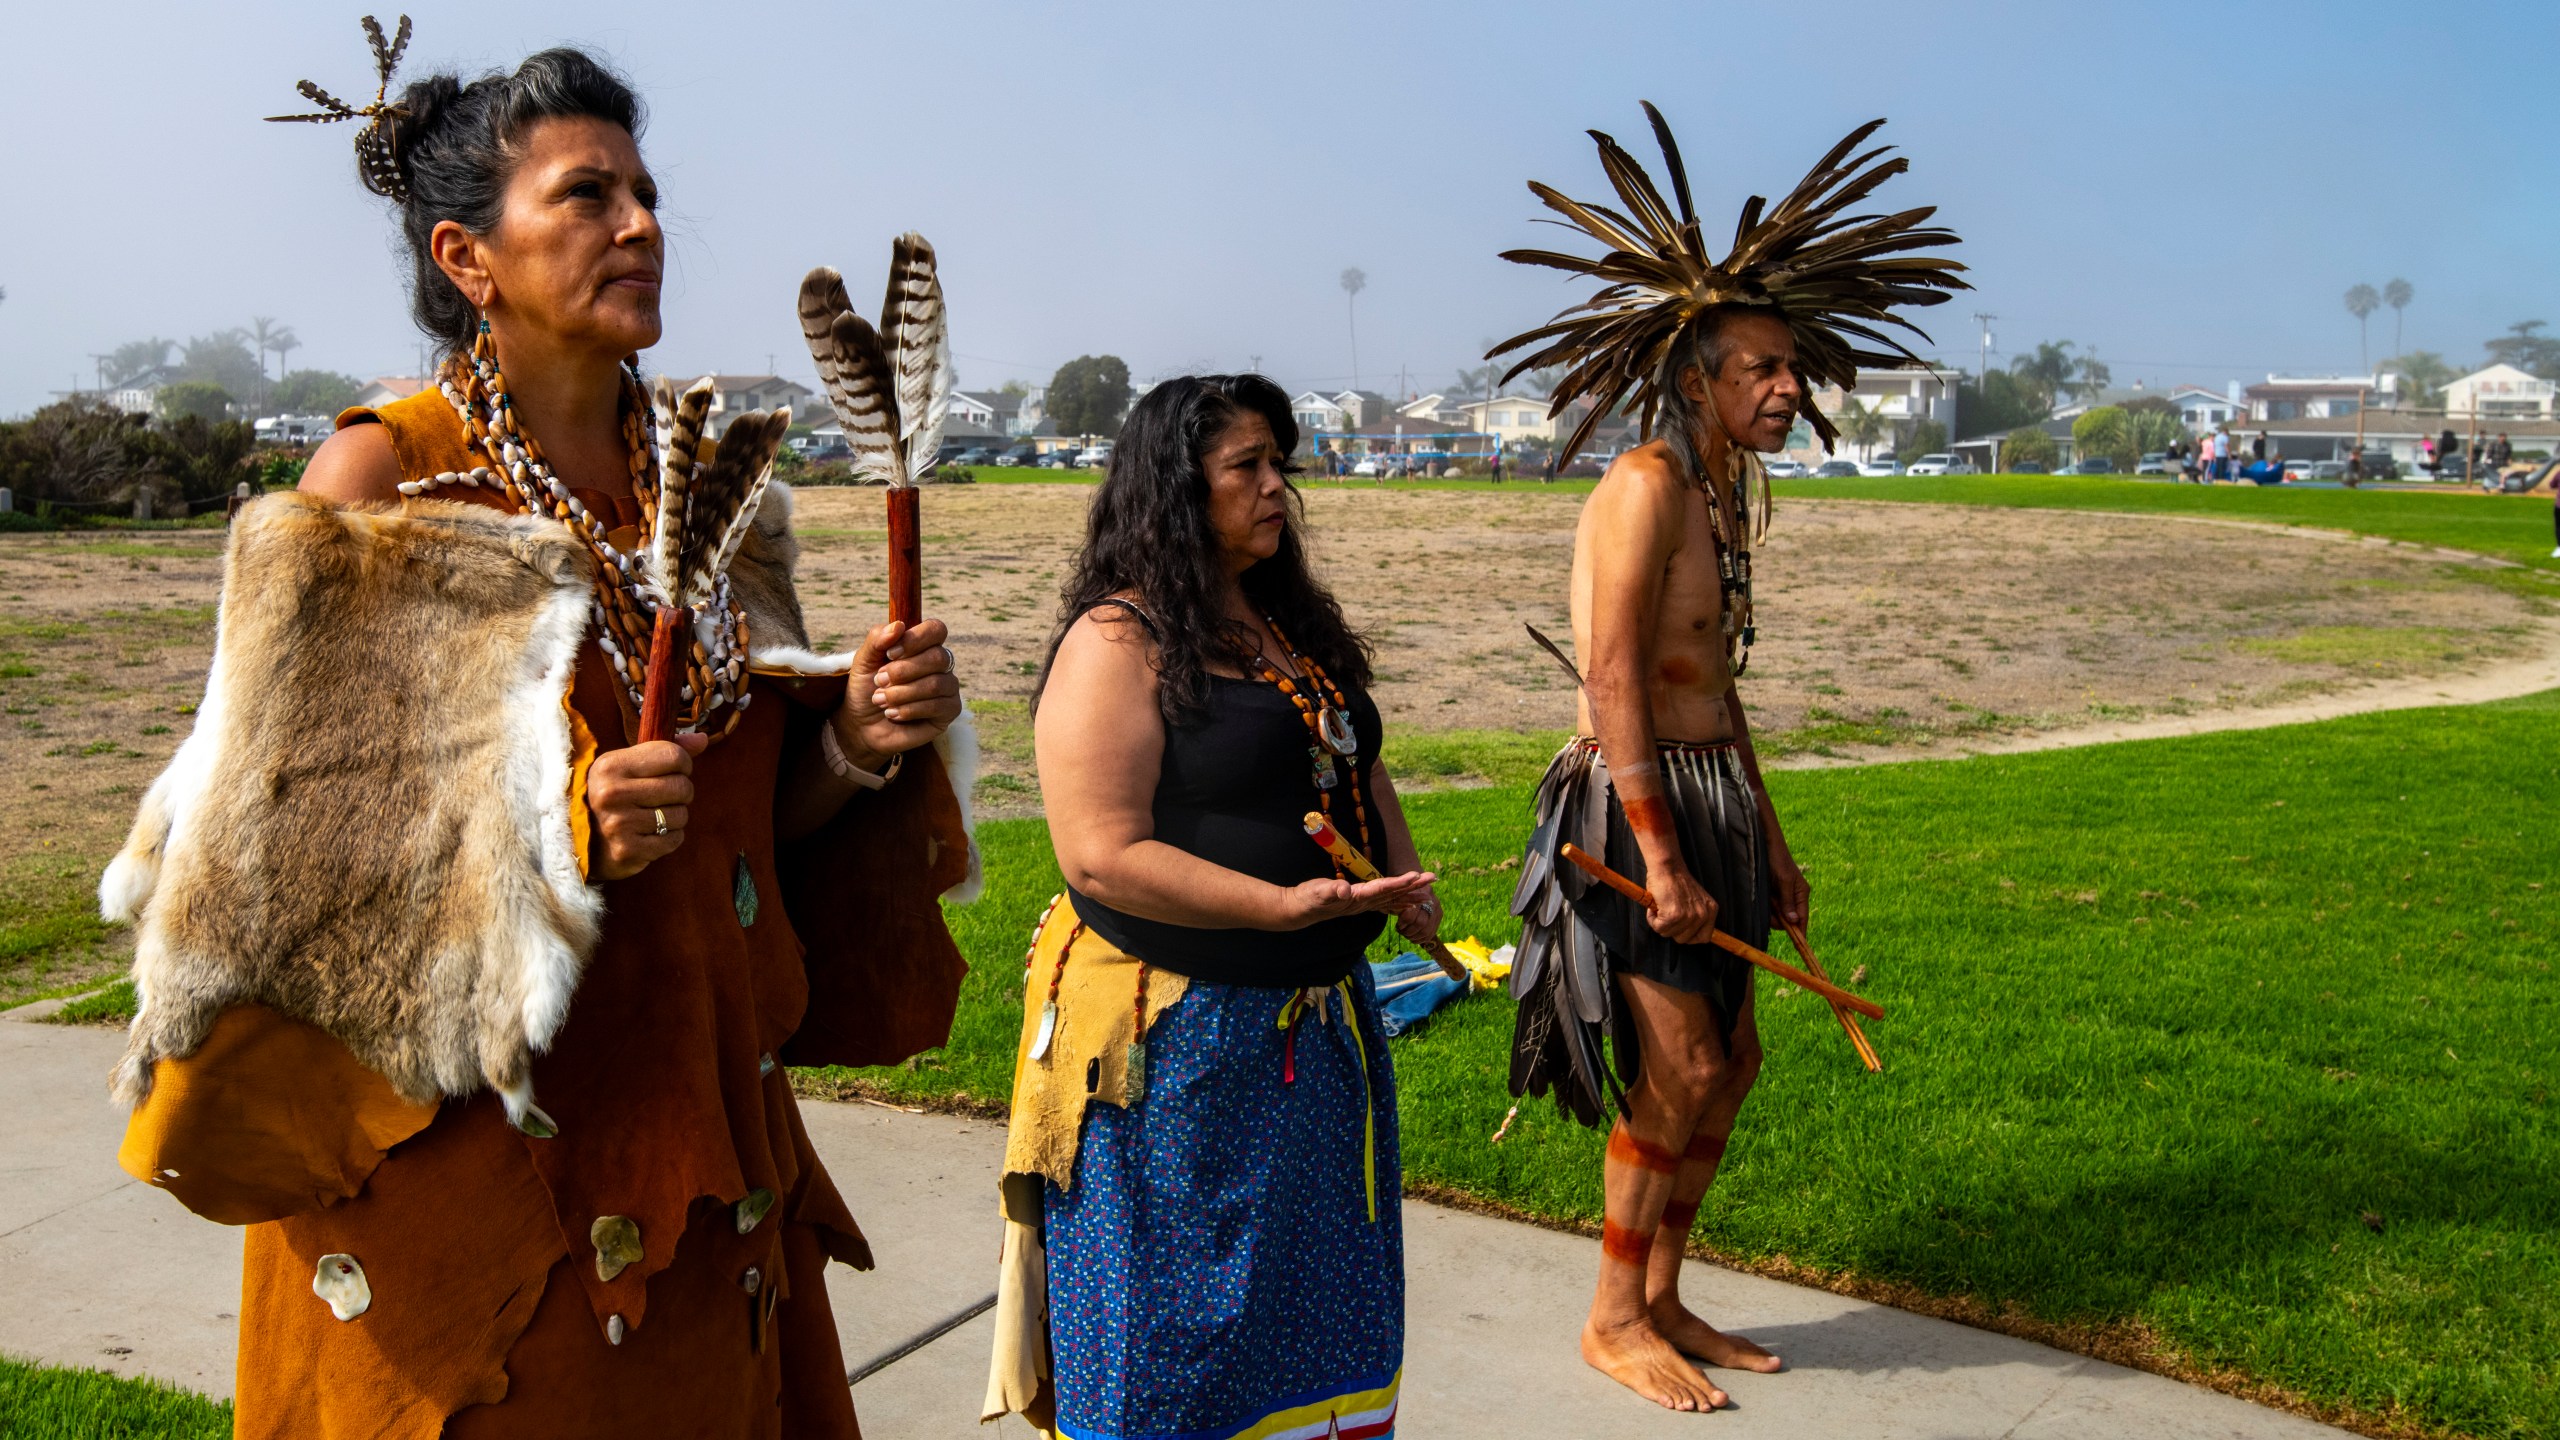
[94,325,365,423]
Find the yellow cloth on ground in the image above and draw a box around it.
[984,896,1190,1426]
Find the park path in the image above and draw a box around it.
[1,1006,2355,1439]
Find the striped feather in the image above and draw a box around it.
[646,375,715,601]
[705,408,791,592]
[825,311,906,487]
[878,233,952,486]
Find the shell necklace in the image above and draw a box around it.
[418,325,753,738]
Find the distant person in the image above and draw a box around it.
[2420,437,2437,475]
[2551,473,2559,558]
[2440,428,2461,477]
[2346,444,2366,487]
[1491,448,1505,482]
[2489,432,2512,468]
[2251,432,2268,463]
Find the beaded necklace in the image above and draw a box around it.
[1233,613,1372,871]
[419,324,753,739]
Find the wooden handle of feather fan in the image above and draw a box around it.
[637,606,687,745]
[1557,843,1885,1021]
[885,487,922,626]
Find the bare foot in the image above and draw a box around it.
[1581,1312,1728,1412]
[1649,1294,1783,1374]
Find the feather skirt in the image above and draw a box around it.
[1506,739,1770,1127]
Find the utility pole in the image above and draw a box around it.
[1971,313,1997,381]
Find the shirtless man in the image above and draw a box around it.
[1559,308,1813,1410]
[1492,104,1962,1413]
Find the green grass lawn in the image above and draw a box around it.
[809,689,2560,1438]
[1771,475,2560,573]
[0,1357,232,1439]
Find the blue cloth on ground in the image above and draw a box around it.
[1369,952,1465,1037]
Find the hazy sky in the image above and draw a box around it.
[4,0,2553,418]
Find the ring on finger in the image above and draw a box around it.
[653,807,669,836]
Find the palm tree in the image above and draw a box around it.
[1339,268,1366,391]
[2384,278,2412,357]
[2345,284,2380,373]
[2008,340,2080,414]
[269,329,302,403]
[2380,351,2455,408]
[1833,396,1889,460]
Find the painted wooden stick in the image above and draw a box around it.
[885,487,922,626]
[1782,919,1881,1072]
[1303,812,1468,982]
[636,605,688,745]
[1557,843,1885,1022]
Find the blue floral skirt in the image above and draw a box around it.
[1045,966,1403,1440]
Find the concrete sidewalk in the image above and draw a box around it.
[1,1009,2351,1439]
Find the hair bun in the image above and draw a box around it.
[366,74,460,202]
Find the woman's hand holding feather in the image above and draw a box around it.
[832,617,961,770]
[589,733,710,881]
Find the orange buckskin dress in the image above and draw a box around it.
[115,388,971,1438]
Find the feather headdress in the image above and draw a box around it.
[797,235,954,488]
[267,14,414,202]
[1490,105,1967,465]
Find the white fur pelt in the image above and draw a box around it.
[103,494,602,1134]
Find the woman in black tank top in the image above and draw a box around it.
[998,375,1436,1437]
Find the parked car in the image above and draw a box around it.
[1079,443,1114,472]
[2134,451,2173,475]
[2010,462,2051,474]
[1812,460,1862,477]
[2346,451,2400,481]
[1903,453,1972,476]
[1763,458,1808,478]
[998,445,1040,468]
[1038,447,1083,469]
[2281,458,2315,481]
[2307,461,2349,481]
[947,447,998,467]
[1858,457,1902,476]
[2058,457,2118,475]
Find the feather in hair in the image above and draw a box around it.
[1489,104,1966,466]
[878,234,952,487]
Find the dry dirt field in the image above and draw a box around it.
[1,482,2546,1003]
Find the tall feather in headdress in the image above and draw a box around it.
[1488,105,1967,466]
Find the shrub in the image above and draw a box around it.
[2002,426,2059,470]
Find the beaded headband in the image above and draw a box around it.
[267,14,414,202]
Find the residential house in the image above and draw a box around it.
[1398,392,1474,426]
[1331,390,1393,429]
[355,375,428,410]
[2168,384,2243,432]
[1458,395,1557,449]
[1292,391,1351,438]
[2443,363,2556,421]
[2242,374,2386,422]
[695,375,816,437]
[1803,364,1963,463]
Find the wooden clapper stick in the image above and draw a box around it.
[1303,812,1469,982]
[1558,842,1886,1040]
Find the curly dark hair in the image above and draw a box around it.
[1034,374,1372,726]
[371,48,646,358]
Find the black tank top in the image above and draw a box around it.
[1067,609,1388,988]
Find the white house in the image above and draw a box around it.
[355,375,428,410]
[696,375,817,436]
[2243,374,2388,422]
[1810,365,1963,426]
[1457,396,1556,447]
[1292,391,1351,437]
[1399,392,1474,426]
[2169,384,2242,432]
[2443,363,2556,420]
[1330,390,1392,429]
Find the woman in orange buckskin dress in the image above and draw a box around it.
[112,35,971,1438]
